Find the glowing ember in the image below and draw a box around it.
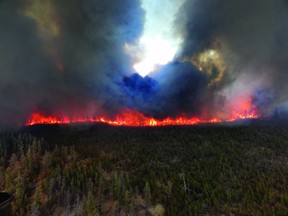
[26,108,259,127]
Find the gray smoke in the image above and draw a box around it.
[1,0,288,126]
[0,0,143,125]
[175,0,288,115]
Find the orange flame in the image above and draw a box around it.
[26,107,259,127]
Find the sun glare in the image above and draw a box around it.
[125,0,185,77]
[133,36,179,76]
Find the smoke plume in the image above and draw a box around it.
[0,0,143,125]
[1,0,288,126]
[175,0,288,116]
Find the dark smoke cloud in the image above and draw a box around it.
[0,0,143,125]
[176,0,288,113]
[0,3,56,125]
[151,62,210,118]
[1,0,288,126]
[177,0,288,62]
[121,73,158,110]
[128,0,288,119]
[122,0,288,120]
[120,62,211,118]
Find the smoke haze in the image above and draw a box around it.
[1,0,288,125]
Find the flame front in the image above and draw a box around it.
[26,106,259,127]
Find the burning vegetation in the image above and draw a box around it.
[1,0,288,126]
[26,106,259,127]
[1,1,288,216]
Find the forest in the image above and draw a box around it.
[0,120,288,215]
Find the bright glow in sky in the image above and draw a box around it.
[126,0,186,77]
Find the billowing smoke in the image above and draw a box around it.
[1,0,288,126]
[120,62,210,118]
[175,0,288,116]
[0,0,143,125]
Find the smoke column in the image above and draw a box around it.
[0,0,288,126]
[0,0,143,125]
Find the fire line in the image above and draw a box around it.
[26,109,259,127]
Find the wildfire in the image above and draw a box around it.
[26,108,259,127]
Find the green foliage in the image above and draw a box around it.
[0,123,288,215]
[143,182,151,206]
[83,190,98,216]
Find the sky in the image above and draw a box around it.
[1,0,288,125]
